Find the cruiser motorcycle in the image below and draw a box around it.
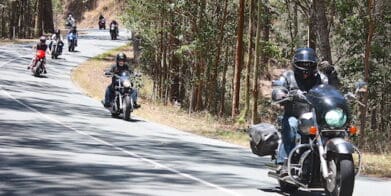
[31,50,47,77]
[50,40,64,59]
[249,82,367,196]
[110,23,118,40]
[105,70,135,121]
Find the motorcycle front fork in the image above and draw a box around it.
[286,135,330,187]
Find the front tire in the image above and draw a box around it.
[123,96,132,121]
[325,154,355,196]
[279,180,298,193]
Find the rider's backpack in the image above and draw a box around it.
[248,123,279,157]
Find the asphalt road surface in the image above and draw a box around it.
[0,30,390,196]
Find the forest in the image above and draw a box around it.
[0,0,389,153]
[123,0,390,153]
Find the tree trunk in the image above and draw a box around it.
[262,1,271,80]
[244,0,255,120]
[360,0,376,146]
[219,45,230,116]
[252,0,262,124]
[1,6,5,37]
[210,0,228,114]
[232,0,245,118]
[308,0,317,49]
[35,0,43,36]
[315,0,332,64]
[43,0,54,33]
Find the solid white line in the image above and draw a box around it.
[0,47,243,196]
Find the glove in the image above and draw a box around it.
[272,87,288,101]
[290,89,306,101]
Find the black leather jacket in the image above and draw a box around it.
[108,64,133,86]
[272,70,329,117]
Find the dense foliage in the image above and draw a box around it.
[122,0,390,152]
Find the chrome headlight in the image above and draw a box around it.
[325,108,347,128]
[122,80,131,88]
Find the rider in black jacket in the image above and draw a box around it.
[102,52,140,108]
[272,48,329,173]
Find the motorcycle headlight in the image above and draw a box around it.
[122,80,131,88]
[324,108,347,128]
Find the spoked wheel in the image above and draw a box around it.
[325,154,355,196]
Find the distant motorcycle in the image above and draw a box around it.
[67,32,77,52]
[104,70,136,121]
[50,40,64,59]
[110,23,118,40]
[31,50,46,77]
[99,18,106,30]
[249,82,367,196]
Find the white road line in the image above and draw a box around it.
[0,49,243,196]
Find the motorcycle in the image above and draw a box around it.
[110,23,118,40]
[67,32,77,52]
[50,40,64,59]
[248,82,367,196]
[99,18,106,30]
[31,50,46,77]
[104,70,136,121]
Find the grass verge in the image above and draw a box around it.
[0,38,35,45]
[71,45,391,178]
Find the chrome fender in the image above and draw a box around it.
[325,138,354,154]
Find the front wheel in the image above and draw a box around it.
[123,96,132,121]
[279,180,298,193]
[325,154,355,196]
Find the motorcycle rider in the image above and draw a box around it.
[27,36,48,73]
[66,13,76,27]
[272,48,330,174]
[109,20,119,35]
[68,25,78,46]
[98,14,106,29]
[102,52,140,109]
[49,29,64,52]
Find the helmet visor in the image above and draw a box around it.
[294,62,316,71]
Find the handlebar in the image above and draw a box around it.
[272,90,310,105]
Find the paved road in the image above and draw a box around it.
[0,30,389,196]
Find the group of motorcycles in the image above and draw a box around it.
[30,26,78,77]
[249,81,367,196]
[98,18,119,40]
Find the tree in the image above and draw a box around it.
[252,0,262,124]
[360,0,377,145]
[232,0,245,118]
[244,0,255,120]
[315,0,332,63]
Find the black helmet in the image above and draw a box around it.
[293,47,318,75]
[55,29,61,35]
[116,52,127,64]
[39,36,46,43]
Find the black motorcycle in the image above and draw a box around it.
[110,23,118,40]
[50,40,64,59]
[249,82,367,196]
[67,32,77,52]
[105,70,135,121]
[99,18,106,30]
